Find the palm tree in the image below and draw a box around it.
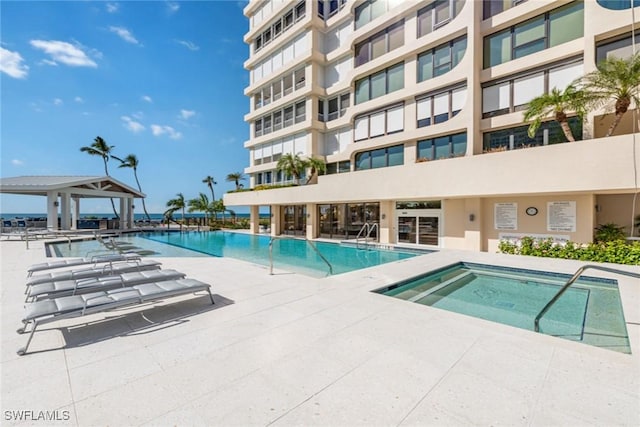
[80,136,119,218]
[212,199,226,223]
[523,85,586,142]
[276,153,305,185]
[226,172,246,190]
[187,193,213,223]
[112,154,151,221]
[166,193,186,232]
[202,175,217,202]
[581,53,640,137]
[304,156,327,184]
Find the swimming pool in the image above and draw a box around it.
[374,262,630,353]
[49,231,421,277]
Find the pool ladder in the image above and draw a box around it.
[356,223,379,250]
[534,264,640,333]
[268,236,333,276]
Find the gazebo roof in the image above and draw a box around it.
[0,176,145,198]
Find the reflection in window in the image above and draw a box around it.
[355,63,404,104]
[418,37,467,82]
[355,144,404,170]
[417,133,466,161]
[418,0,465,37]
[483,117,582,151]
[483,1,583,68]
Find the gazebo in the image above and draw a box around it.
[0,176,145,230]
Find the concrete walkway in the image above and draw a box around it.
[1,238,638,426]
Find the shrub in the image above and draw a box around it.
[594,223,626,243]
[498,237,640,265]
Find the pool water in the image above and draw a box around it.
[375,262,630,353]
[49,231,420,277]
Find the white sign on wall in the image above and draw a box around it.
[547,201,576,232]
[499,233,571,244]
[495,202,518,230]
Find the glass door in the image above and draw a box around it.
[418,216,439,245]
[397,217,416,244]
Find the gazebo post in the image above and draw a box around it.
[60,192,71,230]
[119,198,127,230]
[46,191,58,230]
[71,197,79,230]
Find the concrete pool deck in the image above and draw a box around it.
[1,238,638,426]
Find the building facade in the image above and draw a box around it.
[224,0,640,252]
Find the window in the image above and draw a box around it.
[295,1,306,20]
[253,100,306,137]
[482,59,583,118]
[355,63,404,104]
[483,117,582,151]
[418,0,465,37]
[417,132,467,161]
[417,36,467,82]
[295,100,306,123]
[355,0,389,30]
[253,132,309,166]
[252,32,309,83]
[252,68,305,112]
[354,21,404,67]
[483,2,584,68]
[254,2,306,53]
[416,85,467,128]
[596,31,640,63]
[295,68,306,89]
[483,0,528,20]
[355,145,404,170]
[318,0,347,20]
[353,104,404,141]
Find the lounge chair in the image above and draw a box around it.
[17,278,214,355]
[26,268,187,301]
[27,253,142,277]
[26,260,162,287]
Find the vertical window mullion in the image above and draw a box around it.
[544,12,550,49]
[448,90,452,120]
[509,80,514,113]
[510,26,516,63]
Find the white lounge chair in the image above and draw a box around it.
[27,253,142,277]
[26,260,162,287]
[17,278,214,355]
[26,269,187,301]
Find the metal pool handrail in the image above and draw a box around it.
[534,264,640,333]
[268,235,334,276]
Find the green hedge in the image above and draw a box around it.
[498,237,640,265]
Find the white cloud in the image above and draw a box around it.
[53,98,63,106]
[106,2,119,13]
[176,40,199,51]
[121,116,145,133]
[109,26,140,45]
[11,159,24,166]
[30,40,97,67]
[42,59,58,66]
[141,95,152,103]
[166,2,180,14]
[132,111,144,120]
[74,96,84,103]
[151,124,182,139]
[180,109,195,120]
[0,46,29,78]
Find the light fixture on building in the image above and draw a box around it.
[469,213,475,222]
[53,201,59,207]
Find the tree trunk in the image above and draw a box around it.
[559,120,576,142]
[133,171,151,221]
[606,98,630,137]
[555,111,575,142]
[103,158,120,218]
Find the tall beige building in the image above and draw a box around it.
[224,0,640,252]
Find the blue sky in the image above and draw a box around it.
[1,0,252,214]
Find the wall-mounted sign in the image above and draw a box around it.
[547,201,576,232]
[495,202,518,230]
